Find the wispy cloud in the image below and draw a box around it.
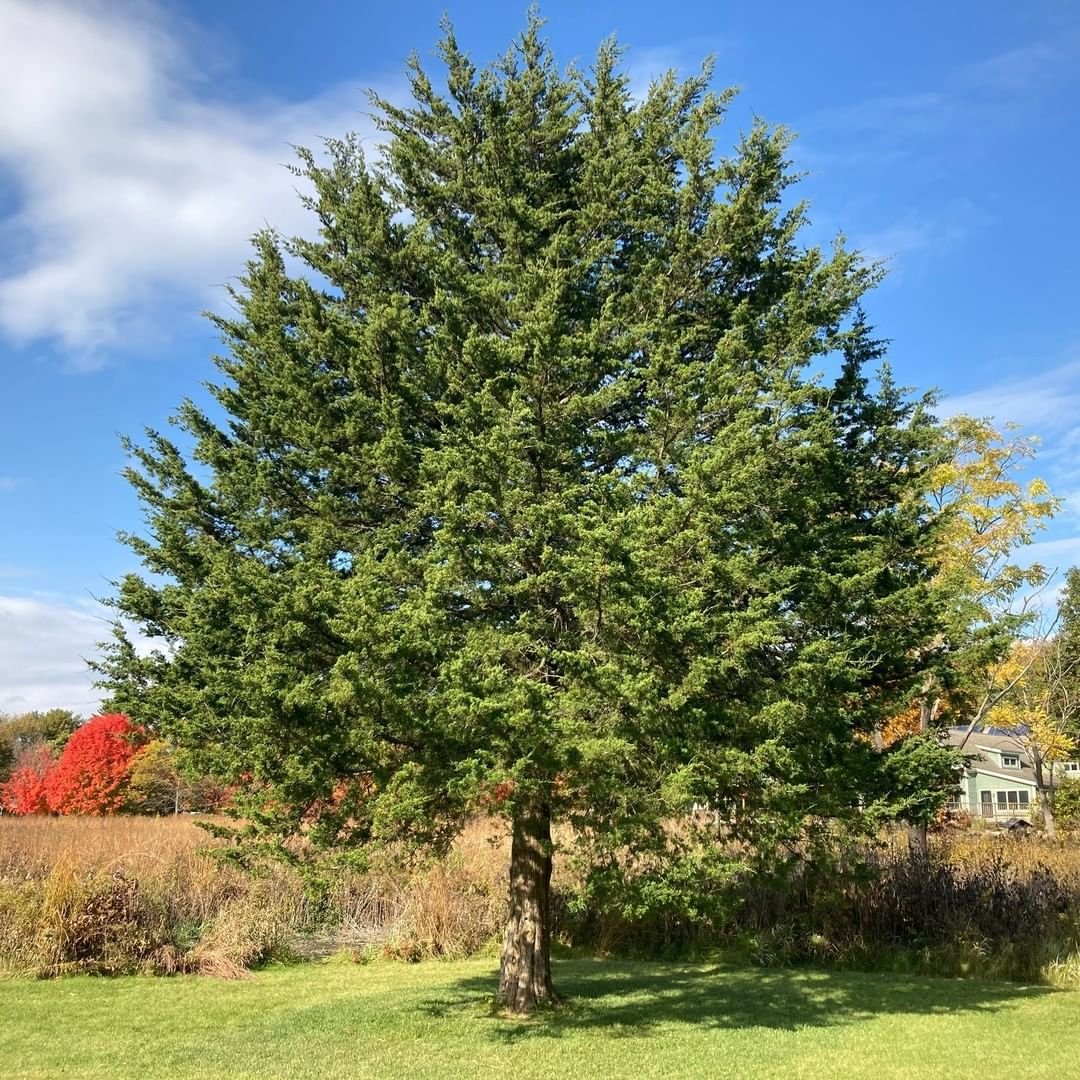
[621,44,716,102]
[0,0,394,365]
[1026,536,1080,565]
[853,199,992,273]
[810,39,1075,157]
[0,595,107,715]
[590,36,732,110]
[0,476,23,491]
[942,356,1080,436]
[958,42,1066,96]
[796,30,1078,270]
[943,354,1080,586]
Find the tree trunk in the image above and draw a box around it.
[1041,796,1057,840]
[1033,752,1057,840]
[908,822,928,856]
[907,696,933,855]
[497,804,556,1014]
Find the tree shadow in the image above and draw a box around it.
[420,957,1056,1044]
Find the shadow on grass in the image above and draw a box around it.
[421,957,1056,1042]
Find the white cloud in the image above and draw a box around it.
[0,476,23,491]
[942,357,1080,435]
[0,595,108,715]
[0,0,391,363]
[1023,536,1080,569]
[810,38,1075,153]
[622,45,709,102]
[941,355,1080,593]
[853,199,992,274]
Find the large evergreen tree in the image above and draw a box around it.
[99,18,944,1011]
[1056,568,1080,683]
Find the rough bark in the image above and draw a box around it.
[1033,752,1057,840]
[497,804,556,1014]
[908,821,929,855]
[1041,796,1057,839]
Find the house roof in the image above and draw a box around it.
[945,727,1074,788]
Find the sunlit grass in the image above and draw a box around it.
[3,956,1078,1079]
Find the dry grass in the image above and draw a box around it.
[0,815,259,977]
[0,815,517,979]
[0,813,227,876]
[943,829,1080,880]
[6,815,1080,986]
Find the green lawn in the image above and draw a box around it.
[2,957,1077,1079]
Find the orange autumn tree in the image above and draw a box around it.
[44,713,146,815]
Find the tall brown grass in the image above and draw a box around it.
[0,815,515,978]
[0,814,227,875]
[554,828,1080,985]
[5,815,1080,986]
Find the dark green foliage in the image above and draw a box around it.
[1054,567,1080,716]
[98,17,943,918]
[868,733,961,828]
[557,841,1080,983]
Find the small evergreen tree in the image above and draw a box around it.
[99,17,945,1011]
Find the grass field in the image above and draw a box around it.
[2,956,1078,1079]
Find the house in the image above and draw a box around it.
[945,727,1080,820]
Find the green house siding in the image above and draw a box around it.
[959,770,1036,819]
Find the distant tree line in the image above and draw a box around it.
[0,711,227,816]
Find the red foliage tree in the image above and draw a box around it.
[0,743,55,814]
[44,713,146,815]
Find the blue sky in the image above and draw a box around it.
[1,0,1078,713]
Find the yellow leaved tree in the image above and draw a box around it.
[895,415,1058,849]
[983,639,1080,838]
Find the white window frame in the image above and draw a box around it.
[1063,762,1080,775]
[994,790,1029,810]
[1001,753,1021,769]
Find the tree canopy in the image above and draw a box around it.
[99,16,951,1011]
[0,708,80,780]
[926,416,1058,724]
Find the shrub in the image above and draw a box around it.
[1055,778,1080,829]
[555,833,1080,983]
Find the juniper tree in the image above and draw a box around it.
[98,17,945,1012]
